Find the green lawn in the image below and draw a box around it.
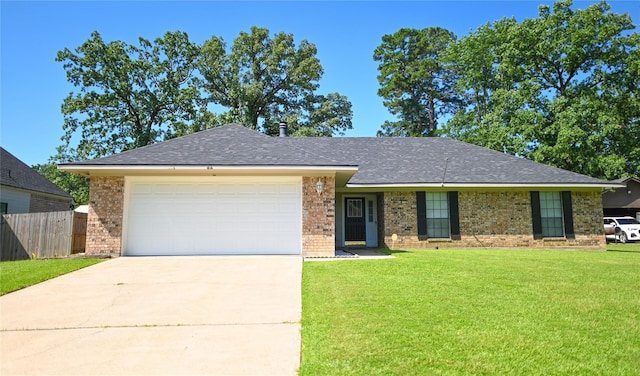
[301,249,640,375]
[0,258,104,295]
[607,242,640,252]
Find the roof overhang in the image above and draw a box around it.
[58,164,358,186]
[342,182,626,192]
[0,184,73,200]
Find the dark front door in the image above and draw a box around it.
[345,198,366,241]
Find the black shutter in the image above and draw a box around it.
[530,191,543,239]
[449,191,461,240]
[562,191,575,239]
[416,192,427,238]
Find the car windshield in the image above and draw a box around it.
[617,218,640,225]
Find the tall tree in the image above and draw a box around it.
[56,30,203,160]
[373,27,460,137]
[33,162,89,207]
[443,0,639,179]
[198,26,352,136]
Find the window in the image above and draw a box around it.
[426,192,450,238]
[539,192,564,237]
[347,199,363,218]
[531,191,574,239]
[416,192,460,240]
[0,202,7,214]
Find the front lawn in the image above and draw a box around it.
[301,249,640,375]
[0,258,104,295]
[607,242,640,252]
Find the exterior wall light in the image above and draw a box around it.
[316,179,324,195]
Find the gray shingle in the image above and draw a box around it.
[62,124,611,186]
[286,137,608,185]
[1,147,72,198]
[70,124,349,167]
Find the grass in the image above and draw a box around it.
[301,249,640,375]
[0,258,104,295]
[607,242,640,252]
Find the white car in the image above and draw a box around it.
[604,217,640,243]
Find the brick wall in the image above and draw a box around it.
[302,176,335,257]
[29,194,71,212]
[383,190,605,249]
[86,176,124,255]
[571,191,606,247]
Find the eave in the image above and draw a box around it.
[57,164,358,186]
[341,182,625,192]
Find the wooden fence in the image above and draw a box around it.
[0,211,88,261]
[72,212,88,254]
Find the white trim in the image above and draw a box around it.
[345,182,624,190]
[59,164,357,172]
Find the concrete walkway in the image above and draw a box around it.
[1,256,302,375]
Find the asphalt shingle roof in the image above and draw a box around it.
[74,124,348,167]
[63,123,611,186]
[285,137,608,185]
[1,147,72,198]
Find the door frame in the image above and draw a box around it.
[340,193,378,247]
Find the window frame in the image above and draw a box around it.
[425,192,450,238]
[346,198,363,218]
[531,191,575,240]
[539,191,564,237]
[416,191,460,240]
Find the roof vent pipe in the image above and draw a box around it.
[279,121,289,137]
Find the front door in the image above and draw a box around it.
[345,198,365,241]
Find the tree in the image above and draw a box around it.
[33,163,88,207]
[373,27,461,136]
[443,0,639,179]
[198,26,352,136]
[56,30,203,160]
[33,147,90,207]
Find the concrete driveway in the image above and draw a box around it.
[0,256,302,375]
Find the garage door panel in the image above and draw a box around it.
[125,178,302,255]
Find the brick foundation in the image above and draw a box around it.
[383,190,605,250]
[302,176,335,257]
[86,176,124,255]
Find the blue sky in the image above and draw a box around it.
[1,1,638,166]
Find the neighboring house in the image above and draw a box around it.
[602,177,640,219]
[1,147,72,214]
[59,123,621,257]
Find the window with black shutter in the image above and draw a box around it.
[416,191,460,240]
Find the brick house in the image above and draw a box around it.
[1,147,72,214]
[59,124,621,257]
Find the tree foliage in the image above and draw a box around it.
[56,31,203,160]
[442,0,639,179]
[198,26,352,136]
[56,27,352,168]
[374,27,461,136]
[33,162,89,207]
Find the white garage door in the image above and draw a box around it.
[124,176,302,255]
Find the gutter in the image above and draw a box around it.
[57,164,359,177]
[345,182,626,190]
